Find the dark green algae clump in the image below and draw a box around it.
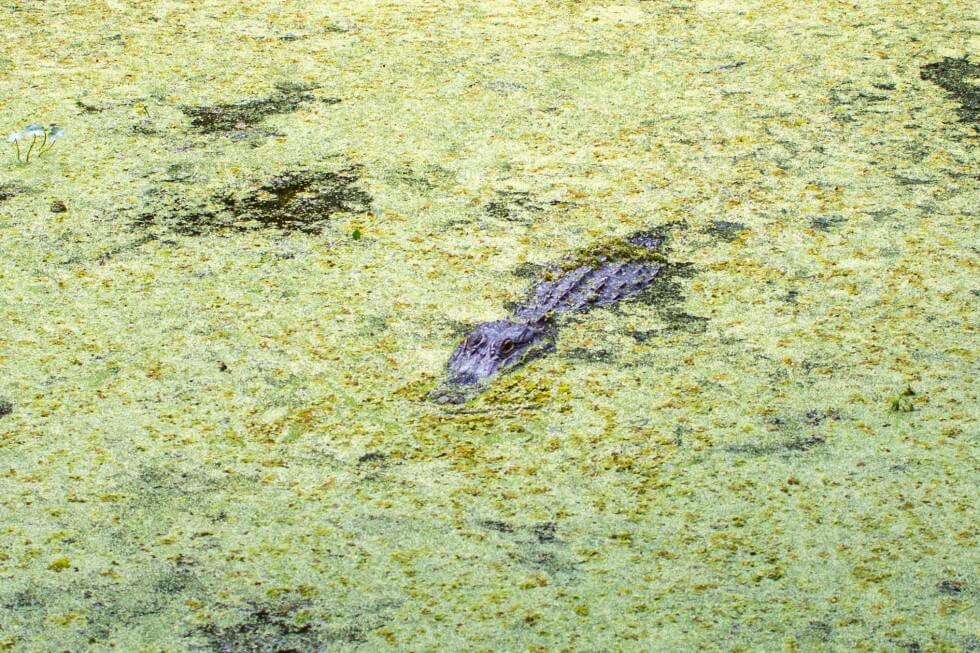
[135,166,372,236]
[920,57,980,131]
[180,81,340,133]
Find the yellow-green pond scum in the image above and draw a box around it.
[0,1,977,651]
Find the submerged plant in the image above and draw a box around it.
[7,123,65,163]
[6,132,22,161]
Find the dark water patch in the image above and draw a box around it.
[894,175,935,186]
[532,521,558,544]
[810,215,846,231]
[132,119,158,135]
[0,398,12,417]
[60,233,159,266]
[0,588,43,610]
[484,191,544,224]
[937,578,965,595]
[724,434,826,457]
[0,184,23,202]
[659,308,709,334]
[136,167,371,236]
[388,164,456,197]
[630,261,697,313]
[804,620,834,642]
[157,162,202,184]
[479,519,561,544]
[515,548,578,577]
[181,82,337,133]
[356,451,387,465]
[826,79,917,126]
[390,168,435,191]
[867,208,898,221]
[560,347,615,363]
[478,519,575,577]
[74,98,105,113]
[479,519,516,534]
[195,599,324,652]
[511,261,545,280]
[920,57,979,131]
[485,80,527,94]
[752,407,843,452]
[67,559,209,645]
[122,463,225,516]
[626,302,710,342]
[94,234,159,263]
[627,329,658,342]
[219,168,370,234]
[152,563,202,596]
[803,409,841,426]
[705,220,747,241]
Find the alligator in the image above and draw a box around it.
[431,231,669,403]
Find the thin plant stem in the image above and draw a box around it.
[37,131,47,154]
[38,140,55,157]
[13,140,20,162]
[24,135,36,163]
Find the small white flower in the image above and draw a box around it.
[23,123,45,138]
[47,126,65,140]
[7,132,22,142]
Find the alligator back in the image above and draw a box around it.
[514,260,664,323]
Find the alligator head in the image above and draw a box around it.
[447,319,553,386]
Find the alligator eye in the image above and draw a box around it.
[500,339,515,355]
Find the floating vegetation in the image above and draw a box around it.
[181,82,339,133]
[7,123,65,163]
[136,167,372,236]
[888,386,917,412]
[920,57,980,131]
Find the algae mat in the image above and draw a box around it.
[1,1,978,651]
